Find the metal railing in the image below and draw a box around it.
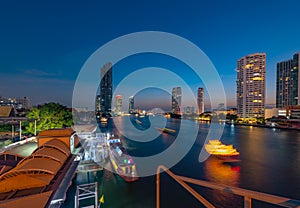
[156,165,300,208]
[74,182,98,208]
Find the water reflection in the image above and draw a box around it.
[204,157,240,186]
[203,157,241,207]
[63,117,300,208]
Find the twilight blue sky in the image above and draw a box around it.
[0,0,299,109]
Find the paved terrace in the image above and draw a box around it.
[5,142,37,157]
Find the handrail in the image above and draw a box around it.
[0,153,24,161]
[156,165,300,208]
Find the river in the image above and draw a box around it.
[63,116,300,208]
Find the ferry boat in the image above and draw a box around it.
[100,117,108,123]
[158,128,176,135]
[109,142,138,182]
[205,140,240,162]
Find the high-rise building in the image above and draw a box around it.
[236,53,266,118]
[129,96,134,114]
[15,97,30,109]
[115,95,122,115]
[172,87,182,114]
[276,52,300,108]
[100,62,112,113]
[95,95,101,112]
[197,87,204,114]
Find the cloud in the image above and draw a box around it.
[17,68,61,77]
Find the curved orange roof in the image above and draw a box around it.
[0,190,53,208]
[0,157,61,179]
[32,147,68,163]
[17,154,62,167]
[38,128,74,137]
[33,138,70,156]
[0,174,52,193]
[0,138,71,194]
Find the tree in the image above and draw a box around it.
[25,103,73,134]
[256,117,265,125]
[0,124,12,132]
[226,113,238,121]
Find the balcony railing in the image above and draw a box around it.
[156,165,300,208]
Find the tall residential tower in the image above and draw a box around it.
[276,52,300,108]
[172,87,182,114]
[100,62,112,113]
[129,96,134,114]
[197,87,204,114]
[115,95,122,115]
[236,53,266,118]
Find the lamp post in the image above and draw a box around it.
[19,121,22,139]
[34,119,37,136]
[11,125,14,139]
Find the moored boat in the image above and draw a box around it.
[109,141,138,182]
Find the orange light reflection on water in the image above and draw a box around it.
[203,157,241,206]
[204,157,240,186]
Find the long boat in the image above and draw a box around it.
[205,140,240,162]
[109,141,138,182]
[157,127,176,135]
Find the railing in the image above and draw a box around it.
[0,153,24,161]
[74,182,98,208]
[156,165,300,208]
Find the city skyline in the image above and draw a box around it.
[0,1,300,107]
[1,1,300,207]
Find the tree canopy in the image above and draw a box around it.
[25,102,73,134]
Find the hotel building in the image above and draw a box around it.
[236,53,266,118]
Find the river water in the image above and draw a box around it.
[63,116,300,208]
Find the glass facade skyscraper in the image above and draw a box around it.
[100,62,112,113]
[276,52,300,108]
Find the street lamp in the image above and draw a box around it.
[19,121,22,139]
[34,119,36,136]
